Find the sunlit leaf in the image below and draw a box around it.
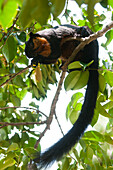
[99,73,106,92]
[24,147,38,159]
[96,102,112,118]
[0,0,18,29]
[68,61,82,70]
[104,71,113,87]
[108,0,113,8]
[83,130,104,142]
[0,158,16,169]
[10,94,21,106]
[19,0,50,28]
[69,103,82,124]
[72,70,89,90]
[61,157,71,170]
[105,30,113,46]
[50,0,66,18]
[7,143,19,152]
[64,71,81,91]
[0,129,7,141]
[2,36,17,62]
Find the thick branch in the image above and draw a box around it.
[62,21,113,71]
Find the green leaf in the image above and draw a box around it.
[0,158,16,170]
[96,102,112,118]
[64,71,81,91]
[69,103,82,124]
[7,143,19,152]
[75,0,84,6]
[108,107,113,117]
[24,147,38,159]
[72,70,89,90]
[91,109,99,127]
[0,140,10,147]
[10,94,21,106]
[11,133,20,143]
[24,112,35,128]
[19,0,50,28]
[103,101,113,110]
[0,129,7,141]
[13,75,26,87]
[104,135,113,145]
[99,74,106,92]
[86,146,93,160]
[37,82,46,96]
[32,0,50,25]
[105,30,113,46]
[32,84,40,99]
[29,102,39,109]
[109,91,113,100]
[2,35,17,62]
[83,130,104,142]
[66,92,83,119]
[104,71,113,87]
[22,155,28,166]
[68,61,82,70]
[100,0,108,8]
[21,132,29,146]
[108,0,113,8]
[73,148,80,163]
[17,32,26,43]
[71,92,83,107]
[0,0,18,30]
[61,157,71,170]
[28,137,39,148]
[87,0,95,24]
[50,0,66,18]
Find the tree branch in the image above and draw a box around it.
[34,71,66,148]
[62,21,113,71]
[0,121,46,129]
[0,64,32,87]
[0,106,48,118]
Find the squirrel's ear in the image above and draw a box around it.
[30,32,41,38]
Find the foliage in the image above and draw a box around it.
[0,0,113,169]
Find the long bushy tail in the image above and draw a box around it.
[34,42,99,169]
[34,69,99,169]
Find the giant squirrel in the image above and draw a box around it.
[25,24,99,169]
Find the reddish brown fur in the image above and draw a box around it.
[33,37,51,57]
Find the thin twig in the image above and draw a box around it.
[0,73,14,79]
[54,113,64,136]
[0,13,20,49]
[0,121,46,129]
[0,64,32,87]
[0,106,48,118]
